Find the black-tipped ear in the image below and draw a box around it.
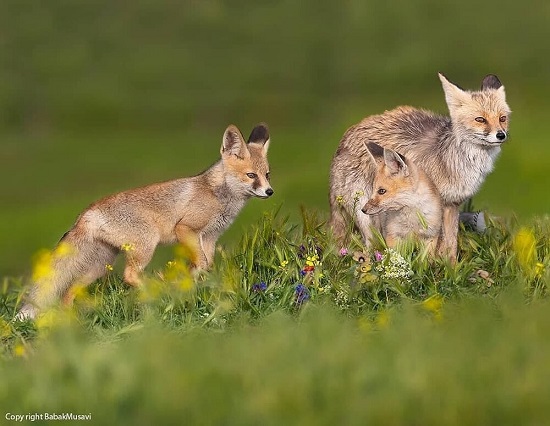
[247,123,270,144]
[481,74,502,91]
[438,72,465,91]
[366,142,385,159]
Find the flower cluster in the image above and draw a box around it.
[301,254,320,276]
[374,248,413,282]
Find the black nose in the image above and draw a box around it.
[361,207,367,214]
[265,188,274,197]
[496,131,506,141]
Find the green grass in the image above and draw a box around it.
[1,209,549,425]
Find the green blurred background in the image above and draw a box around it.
[1,0,548,276]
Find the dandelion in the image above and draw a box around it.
[295,284,310,305]
[252,282,268,292]
[121,243,135,252]
[339,247,349,256]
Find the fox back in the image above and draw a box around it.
[361,143,442,252]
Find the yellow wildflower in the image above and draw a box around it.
[105,264,114,272]
[513,228,537,275]
[53,241,74,258]
[121,243,135,252]
[336,195,344,205]
[422,294,444,320]
[280,259,289,268]
[32,249,55,282]
[13,342,27,358]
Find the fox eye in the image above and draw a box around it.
[377,188,387,195]
[475,117,487,123]
[499,116,507,123]
[266,172,270,181]
[246,172,257,179]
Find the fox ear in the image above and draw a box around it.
[221,125,250,159]
[383,148,409,177]
[481,74,503,91]
[364,141,384,165]
[438,72,469,107]
[247,123,270,153]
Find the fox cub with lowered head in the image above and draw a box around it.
[330,73,511,259]
[17,124,273,320]
[362,142,442,255]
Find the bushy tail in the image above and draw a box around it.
[15,228,113,320]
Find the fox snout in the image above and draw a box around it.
[257,187,274,198]
[496,130,507,142]
[361,200,380,215]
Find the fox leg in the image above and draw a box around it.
[355,206,374,248]
[174,223,207,269]
[439,205,459,262]
[425,237,439,257]
[199,234,217,269]
[62,242,118,306]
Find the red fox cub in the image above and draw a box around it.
[17,124,273,320]
[361,142,442,254]
[330,73,510,260]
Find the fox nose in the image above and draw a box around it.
[496,131,506,141]
[265,188,274,197]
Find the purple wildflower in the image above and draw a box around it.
[295,284,310,304]
[374,251,383,262]
[339,247,349,256]
[252,282,268,292]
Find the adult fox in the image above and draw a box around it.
[329,73,510,259]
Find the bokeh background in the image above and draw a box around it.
[1,0,548,276]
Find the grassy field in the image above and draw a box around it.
[1,211,549,425]
[1,0,550,424]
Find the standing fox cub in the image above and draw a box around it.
[17,123,273,320]
[362,142,442,255]
[330,73,510,258]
